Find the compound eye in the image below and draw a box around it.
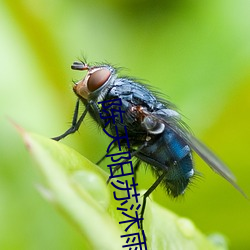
[87,68,111,92]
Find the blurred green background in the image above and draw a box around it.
[1,0,250,249]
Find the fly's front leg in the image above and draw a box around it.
[52,99,89,141]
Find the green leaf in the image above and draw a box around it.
[19,127,227,250]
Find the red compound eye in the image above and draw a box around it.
[87,68,111,92]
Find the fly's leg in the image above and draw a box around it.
[133,160,141,183]
[106,164,123,184]
[96,154,107,165]
[96,145,116,165]
[106,160,140,185]
[140,171,167,230]
[106,143,146,184]
[52,99,89,141]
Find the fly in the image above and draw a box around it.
[52,60,247,225]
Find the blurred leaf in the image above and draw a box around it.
[20,130,123,250]
[17,126,226,250]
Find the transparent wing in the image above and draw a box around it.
[170,122,247,198]
[147,110,247,198]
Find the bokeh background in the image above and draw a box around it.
[1,0,250,249]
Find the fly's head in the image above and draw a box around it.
[72,61,116,101]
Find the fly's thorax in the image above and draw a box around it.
[140,108,181,135]
[73,64,117,102]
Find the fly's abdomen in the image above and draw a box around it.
[138,128,194,197]
[165,153,193,197]
[162,129,194,196]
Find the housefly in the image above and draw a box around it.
[52,60,246,222]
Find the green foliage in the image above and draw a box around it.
[19,128,226,250]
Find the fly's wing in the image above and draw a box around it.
[182,131,248,197]
[151,110,247,198]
